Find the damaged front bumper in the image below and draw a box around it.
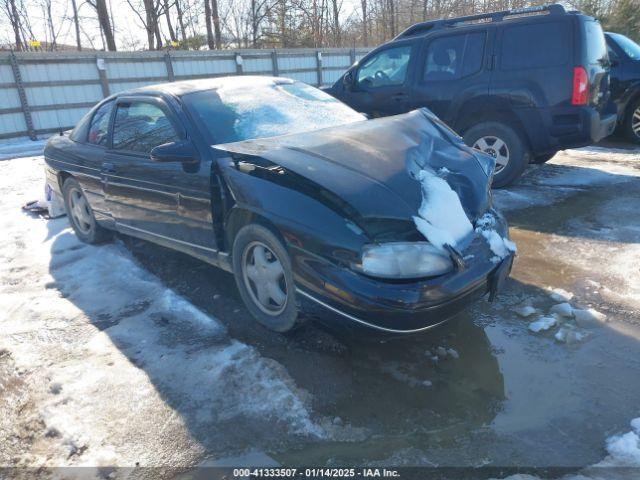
[293,212,514,335]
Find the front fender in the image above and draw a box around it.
[219,155,368,268]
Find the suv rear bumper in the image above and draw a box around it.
[523,106,617,155]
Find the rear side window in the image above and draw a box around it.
[86,101,113,146]
[423,32,486,82]
[112,102,179,154]
[582,20,607,65]
[501,22,570,69]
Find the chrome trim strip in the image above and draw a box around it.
[117,223,219,253]
[295,288,449,334]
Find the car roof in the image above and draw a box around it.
[393,3,581,41]
[116,75,292,98]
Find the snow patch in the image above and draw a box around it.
[475,212,516,262]
[412,168,473,251]
[549,287,574,302]
[549,302,574,318]
[528,315,557,333]
[514,305,537,318]
[573,308,607,326]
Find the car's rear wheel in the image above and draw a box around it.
[232,224,299,332]
[624,99,640,145]
[62,177,112,244]
[464,122,530,188]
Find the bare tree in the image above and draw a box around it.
[211,0,222,47]
[70,0,82,50]
[87,0,117,50]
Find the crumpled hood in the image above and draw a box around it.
[215,108,494,227]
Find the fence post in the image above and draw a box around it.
[235,53,243,75]
[315,50,323,87]
[96,56,110,98]
[350,48,356,66]
[9,52,36,140]
[271,50,279,77]
[164,51,175,81]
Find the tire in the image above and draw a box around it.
[232,224,299,332]
[463,122,531,188]
[62,177,112,244]
[532,151,558,164]
[624,98,640,145]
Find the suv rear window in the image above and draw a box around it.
[583,20,607,65]
[501,21,570,69]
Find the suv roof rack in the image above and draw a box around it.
[394,3,567,40]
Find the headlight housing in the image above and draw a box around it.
[353,242,454,279]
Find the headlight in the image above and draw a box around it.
[353,242,454,279]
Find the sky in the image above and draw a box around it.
[2,0,362,51]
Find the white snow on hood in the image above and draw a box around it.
[412,168,473,251]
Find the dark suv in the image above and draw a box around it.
[606,32,640,144]
[326,4,617,187]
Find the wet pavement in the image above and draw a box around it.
[1,141,639,474]
[119,142,640,468]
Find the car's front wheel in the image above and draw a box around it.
[624,98,640,145]
[232,224,299,332]
[464,122,530,188]
[62,177,112,244]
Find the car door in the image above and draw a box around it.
[411,28,493,127]
[347,41,417,117]
[103,96,217,252]
[68,99,114,222]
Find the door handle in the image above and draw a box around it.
[102,162,117,174]
[392,93,408,101]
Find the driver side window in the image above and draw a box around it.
[356,45,411,89]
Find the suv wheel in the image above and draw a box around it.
[62,177,112,244]
[624,99,640,145]
[464,122,530,188]
[232,224,299,332]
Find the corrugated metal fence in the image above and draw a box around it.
[0,47,369,140]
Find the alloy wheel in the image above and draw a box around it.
[68,187,93,234]
[241,241,288,316]
[632,106,640,139]
[473,136,510,173]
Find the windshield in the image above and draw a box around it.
[182,79,366,144]
[609,32,640,60]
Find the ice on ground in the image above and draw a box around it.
[598,417,640,467]
[550,302,574,318]
[528,316,557,333]
[514,305,537,318]
[0,137,47,160]
[554,327,586,344]
[0,156,326,467]
[549,287,574,302]
[412,168,473,251]
[573,308,607,326]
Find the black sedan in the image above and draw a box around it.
[44,76,515,335]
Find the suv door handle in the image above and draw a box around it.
[391,93,408,101]
[102,162,117,174]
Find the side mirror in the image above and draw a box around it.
[343,70,355,91]
[150,140,198,164]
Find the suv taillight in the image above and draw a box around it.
[572,66,589,105]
